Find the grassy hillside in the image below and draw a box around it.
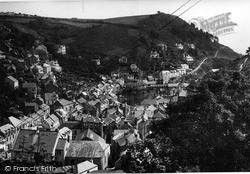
[0,12,240,75]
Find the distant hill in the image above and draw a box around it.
[0,12,240,75]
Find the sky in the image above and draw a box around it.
[0,0,249,54]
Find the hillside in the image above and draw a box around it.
[0,12,240,76]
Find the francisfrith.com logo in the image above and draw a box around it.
[189,12,237,36]
[5,165,56,172]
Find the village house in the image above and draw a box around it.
[44,81,61,94]
[0,50,6,60]
[44,114,60,131]
[141,99,158,106]
[150,51,160,58]
[111,129,141,164]
[55,138,70,166]
[52,98,74,113]
[156,43,167,52]
[9,57,26,70]
[43,63,51,74]
[81,114,104,138]
[137,118,151,142]
[75,129,106,143]
[55,108,69,123]
[103,117,117,143]
[22,82,38,97]
[49,60,62,73]
[76,161,98,174]
[119,56,128,63]
[59,127,72,141]
[9,116,24,130]
[57,45,66,55]
[26,53,39,67]
[31,64,43,76]
[44,92,59,105]
[5,75,19,89]
[60,121,82,140]
[176,43,184,50]
[65,141,110,170]
[0,124,15,151]
[184,53,194,62]
[11,129,60,162]
[181,64,189,70]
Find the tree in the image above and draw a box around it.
[121,70,250,172]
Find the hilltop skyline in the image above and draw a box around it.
[0,0,249,54]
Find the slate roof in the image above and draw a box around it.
[66,141,109,158]
[59,127,72,137]
[113,129,129,136]
[45,92,58,102]
[157,98,170,104]
[8,116,22,127]
[56,138,67,150]
[45,114,59,127]
[82,115,101,123]
[141,99,158,106]
[88,100,100,106]
[75,129,105,143]
[153,111,166,119]
[22,82,37,88]
[147,105,157,112]
[6,76,18,82]
[77,161,98,173]
[113,130,141,146]
[134,110,144,119]
[60,121,82,130]
[0,124,13,133]
[13,129,59,154]
[58,99,73,107]
[103,117,115,125]
[75,114,88,121]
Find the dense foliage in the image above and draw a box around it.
[121,70,250,172]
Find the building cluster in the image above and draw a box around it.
[161,63,191,84]
[0,40,192,173]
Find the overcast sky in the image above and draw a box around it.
[0,0,249,54]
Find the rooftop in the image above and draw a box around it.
[0,124,14,133]
[56,138,67,150]
[77,161,98,174]
[6,75,18,82]
[66,141,109,158]
[13,129,59,154]
[8,116,22,127]
[75,129,105,143]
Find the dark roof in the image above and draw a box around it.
[103,117,115,125]
[58,99,73,107]
[22,82,37,88]
[88,100,100,106]
[60,121,82,130]
[75,114,88,121]
[75,129,105,143]
[56,138,67,150]
[153,111,167,119]
[13,129,59,154]
[45,92,58,101]
[82,115,101,123]
[77,97,87,104]
[141,99,157,106]
[66,141,109,158]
